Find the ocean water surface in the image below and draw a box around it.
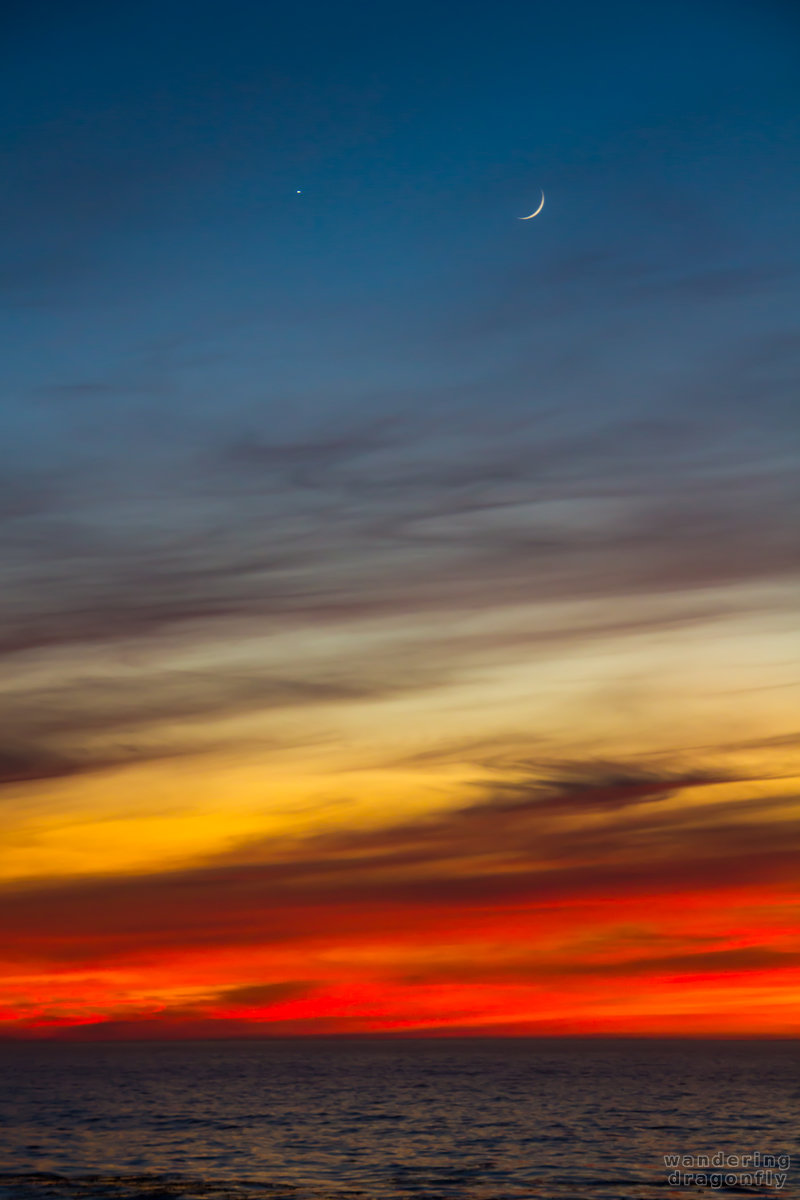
[0,1038,797,1200]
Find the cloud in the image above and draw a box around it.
[398,945,800,985]
[18,670,373,734]
[6,1012,393,1040]
[2,222,797,740]
[0,744,90,787]
[7,411,789,788]
[2,390,796,671]
[1,758,796,969]
[0,739,205,789]
[0,645,486,794]
[468,760,733,814]
[211,980,316,1009]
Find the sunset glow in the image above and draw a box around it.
[1,0,798,1042]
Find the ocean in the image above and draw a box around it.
[0,1039,797,1200]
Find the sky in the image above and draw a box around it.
[1,0,799,1037]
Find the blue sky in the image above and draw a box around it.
[0,0,798,785]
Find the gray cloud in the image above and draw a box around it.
[211,980,316,1008]
[1,406,795,658]
[6,384,794,787]
[0,739,207,789]
[0,744,95,787]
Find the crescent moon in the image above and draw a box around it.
[519,191,545,220]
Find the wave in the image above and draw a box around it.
[0,1169,781,1200]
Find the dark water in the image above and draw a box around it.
[0,1039,797,1200]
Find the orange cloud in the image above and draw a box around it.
[1,755,798,1037]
